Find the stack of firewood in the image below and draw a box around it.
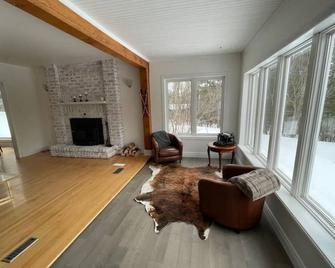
[120,143,140,157]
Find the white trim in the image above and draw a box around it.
[263,204,306,268]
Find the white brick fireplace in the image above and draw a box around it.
[45,59,125,158]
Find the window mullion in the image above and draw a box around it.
[245,75,253,145]
[190,79,197,135]
[267,56,286,170]
[220,77,225,132]
[254,68,265,155]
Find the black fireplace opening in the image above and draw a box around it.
[70,118,104,146]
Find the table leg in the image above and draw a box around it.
[207,147,211,167]
[231,150,235,164]
[219,152,222,170]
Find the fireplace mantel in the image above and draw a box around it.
[57,101,107,106]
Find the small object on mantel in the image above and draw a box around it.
[120,143,140,157]
[113,163,126,167]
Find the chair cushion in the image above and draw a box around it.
[159,146,180,157]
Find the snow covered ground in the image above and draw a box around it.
[168,123,219,135]
[0,112,11,138]
[262,134,335,219]
[168,122,335,218]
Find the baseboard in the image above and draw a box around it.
[0,139,13,147]
[143,150,152,156]
[264,204,306,268]
[19,145,50,158]
[183,151,231,159]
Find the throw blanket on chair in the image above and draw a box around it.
[152,131,171,147]
[228,169,280,201]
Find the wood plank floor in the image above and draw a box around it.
[0,148,149,267]
[53,158,292,268]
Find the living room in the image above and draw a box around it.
[0,0,334,267]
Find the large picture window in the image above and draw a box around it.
[308,35,335,220]
[241,24,335,235]
[277,45,311,180]
[246,72,259,149]
[166,80,192,135]
[196,79,223,134]
[165,76,224,136]
[259,63,277,158]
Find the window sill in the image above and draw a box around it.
[238,145,335,267]
[177,135,216,140]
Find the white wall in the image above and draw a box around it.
[0,63,53,157]
[241,1,335,267]
[242,0,335,73]
[117,59,144,150]
[150,53,241,157]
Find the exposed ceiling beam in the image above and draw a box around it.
[5,0,153,150]
[5,0,149,69]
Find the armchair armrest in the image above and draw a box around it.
[152,136,160,160]
[168,134,183,155]
[222,164,258,180]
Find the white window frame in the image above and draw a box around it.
[255,60,278,163]
[245,71,260,151]
[273,40,313,187]
[240,22,335,238]
[294,26,335,236]
[162,74,225,137]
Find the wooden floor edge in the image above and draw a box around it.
[47,158,149,267]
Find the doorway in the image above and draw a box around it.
[0,82,18,159]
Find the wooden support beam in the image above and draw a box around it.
[5,0,149,69]
[6,0,153,150]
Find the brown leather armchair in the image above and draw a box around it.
[198,164,265,231]
[152,133,183,163]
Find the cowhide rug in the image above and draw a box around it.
[134,164,221,240]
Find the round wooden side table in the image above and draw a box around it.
[207,142,236,170]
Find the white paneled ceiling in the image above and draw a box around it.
[64,0,282,59]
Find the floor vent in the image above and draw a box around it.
[113,168,124,174]
[2,237,38,263]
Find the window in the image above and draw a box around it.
[166,80,191,135]
[308,34,335,220]
[246,72,259,148]
[196,79,223,134]
[277,45,311,180]
[241,23,335,236]
[0,91,11,139]
[164,76,224,136]
[259,64,277,158]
